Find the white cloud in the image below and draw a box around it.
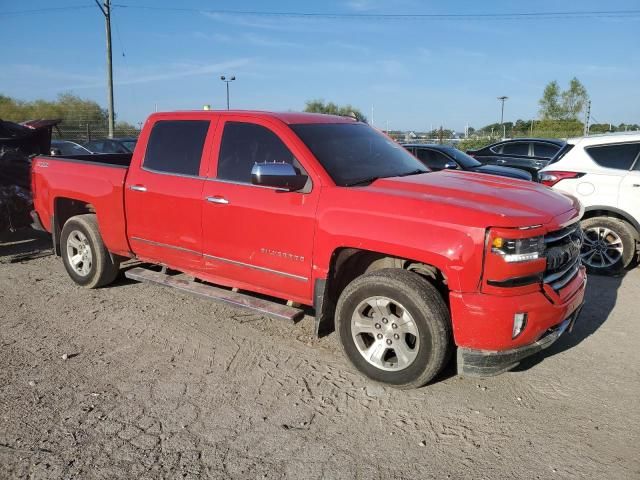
[1,59,254,91]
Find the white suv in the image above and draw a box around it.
[539,132,640,275]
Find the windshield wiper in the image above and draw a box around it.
[396,169,428,177]
[344,176,382,187]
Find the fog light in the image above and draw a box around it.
[513,313,527,339]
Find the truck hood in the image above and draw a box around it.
[365,170,577,228]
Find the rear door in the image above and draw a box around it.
[616,143,640,225]
[496,141,533,169]
[584,141,640,212]
[125,117,216,272]
[531,141,562,171]
[200,117,319,302]
[415,148,456,170]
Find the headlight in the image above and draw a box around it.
[491,235,544,263]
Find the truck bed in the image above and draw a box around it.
[31,153,133,256]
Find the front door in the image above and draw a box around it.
[125,117,215,272]
[200,117,319,303]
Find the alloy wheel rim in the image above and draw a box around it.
[66,230,93,277]
[351,296,420,371]
[580,226,623,269]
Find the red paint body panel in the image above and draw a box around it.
[31,110,587,354]
[31,157,131,256]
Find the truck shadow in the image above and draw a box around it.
[0,228,52,262]
[514,271,624,372]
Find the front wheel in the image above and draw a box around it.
[580,216,637,275]
[61,214,120,288]
[335,269,452,389]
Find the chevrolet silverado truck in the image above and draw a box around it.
[31,111,587,388]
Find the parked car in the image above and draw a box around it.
[50,140,92,156]
[0,118,59,233]
[84,137,137,154]
[468,138,566,180]
[31,110,586,388]
[403,144,532,181]
[539,132,640,275]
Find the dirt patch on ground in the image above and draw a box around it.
[1,230,639,479]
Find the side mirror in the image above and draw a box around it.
[251,162,308,191]
[444,161,458,170]
[50,148,62,156]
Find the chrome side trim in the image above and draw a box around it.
[129,236,308,282]
[140,165,202,180]
[205,177,288,191]
[130,236,201,256]
[203,253,308,282]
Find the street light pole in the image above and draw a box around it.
[220,75,236,110]
[497,96,508,139]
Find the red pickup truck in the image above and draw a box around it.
[31,110,586,388]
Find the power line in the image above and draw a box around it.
[0,5,94,16]
[110,6,640,20]
[3,5,640,20]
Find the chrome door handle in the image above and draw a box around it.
[206,196,229,204]
[497,159,506,164]
[129,185,147,192]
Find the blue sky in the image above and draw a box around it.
[1,0,639,131]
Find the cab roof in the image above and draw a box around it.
[148,110,360,125]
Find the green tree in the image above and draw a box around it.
[561,77,589,120]
[304,99,367,122]
[539,81,563,120]
[539,78,589,121]
[0,92,108,126]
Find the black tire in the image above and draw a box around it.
[60,214,120,288]
[580,216,637,275]
[335,268,452,389]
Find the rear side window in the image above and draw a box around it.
[416,149,452,170]
[501,142,529,156]
[533,142,560,158]
[586,142,640,170]
[144,120,210,176]
[217,122,299,183]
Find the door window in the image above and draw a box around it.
[500,142,529,156]
[143,120,210,176]
[586,142,640,171]
[217,122,303,183]
[416,149,453,169]
[533,142,561,158]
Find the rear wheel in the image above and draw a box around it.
[580,216,636,275]
[335,269,452,389]
[61,214,120,288]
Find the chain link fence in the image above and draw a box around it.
[52,124,140,143]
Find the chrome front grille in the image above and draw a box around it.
[543,222,583,291]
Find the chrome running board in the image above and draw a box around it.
[124,267,304,323]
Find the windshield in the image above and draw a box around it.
[121,140,137,152]
[439,146,482,168]
[291,123,427,186]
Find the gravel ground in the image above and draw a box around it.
[1,230,639,479]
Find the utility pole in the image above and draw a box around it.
[95,0,115,138]
[583,100,591,136]
[497,96,508,139]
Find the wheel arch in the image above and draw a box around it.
[51,197,95,256]
[583,205,640,239]
[314,247,448,337]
